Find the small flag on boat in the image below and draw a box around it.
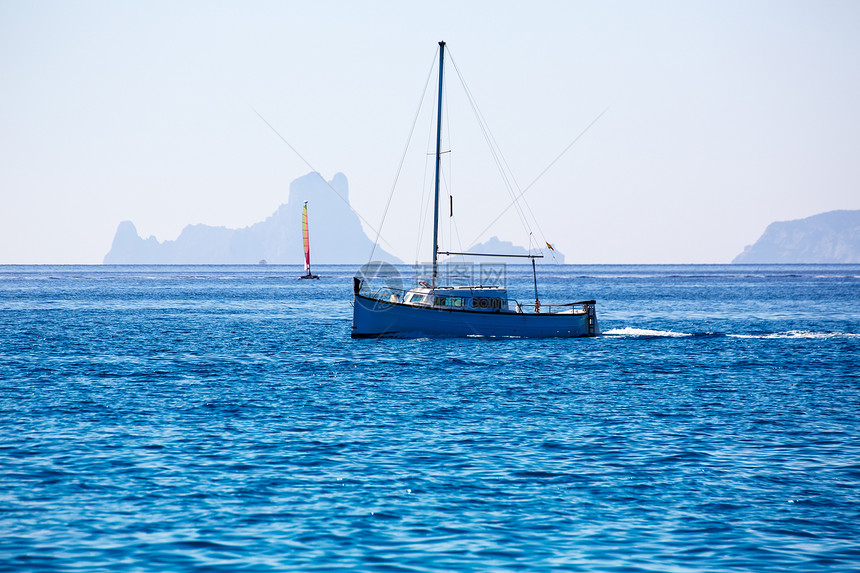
[546,242,556,251]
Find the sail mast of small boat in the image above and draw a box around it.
[303,200,312,277]
[431,41,445,288]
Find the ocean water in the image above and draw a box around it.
[1,264,858,572]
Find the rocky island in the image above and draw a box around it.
[104,172,399,265]
[733,210,860,264]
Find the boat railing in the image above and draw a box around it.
[356,280,412,304]
[511,299,596,315]
[356,278,596,316]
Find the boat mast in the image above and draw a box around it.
[303,201,311,276]
[431,41,445,288]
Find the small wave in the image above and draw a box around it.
[729,330,860,340]
[813,275,851,279]
[603,327,694,338]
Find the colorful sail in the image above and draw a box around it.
[302,201,311,273]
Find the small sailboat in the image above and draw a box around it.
[299,201,319,280]
[352,42,598,338]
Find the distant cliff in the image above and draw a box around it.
[732,210,860,264]
[104,172,400,264]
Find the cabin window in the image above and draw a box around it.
[409,294,424,303]
[435,296,464,308]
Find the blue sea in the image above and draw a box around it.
[1,264,858,572]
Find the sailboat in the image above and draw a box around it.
[351,42,597,337]
[299,201,319,280]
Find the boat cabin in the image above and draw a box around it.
[402,286,509,312]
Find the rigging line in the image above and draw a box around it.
[444,70,453,257]
[510,173,556,264]
[369,48,438,263]
[440,166,455,254]
[416,55,442,261]
[415,129,434,262]
[467,106,610,249]
[448,52,532,234]
[448,54,533,237]
[439,78,456,257]
[452,217,466,263]
[253,108,397,254]
[447,184,468,267]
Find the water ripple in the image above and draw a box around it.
[1,265,859,571]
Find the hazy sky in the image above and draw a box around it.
[2,1,858,264]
